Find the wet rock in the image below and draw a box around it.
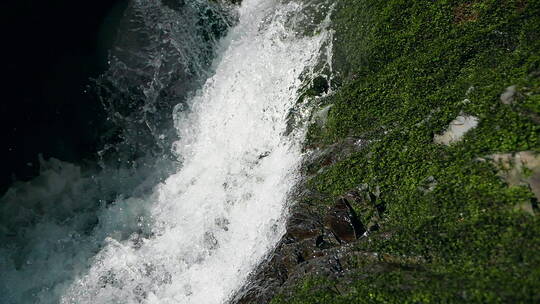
[275,249,430,303]
[162,0,184,11]
[230,185,387,304]
[231,200,329,303]
[232,248,288,304]
[312,76,330,96]
[303,137,366,176]
[284,245,358,283]
[281,239,321,273]
[324,198,365,243]
[434,114,479,145]
[285,210,321,241]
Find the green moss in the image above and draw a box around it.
[278,0,540,302]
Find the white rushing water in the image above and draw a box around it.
[0,0,332,303]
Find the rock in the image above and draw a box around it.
[230,201,324,304]
[231,250,288,304]
[483,151,540,206]
[434,114,479,145]
[313,104,333,127]
[418,176,437,193]
[324,198,365,243]
[303,137,365,175]
[503,84,540,124]
[500,85,517,105]
[466,86,475,96]
[285,209,321,241]
[231,188,382,303]
[343,190,385,233]
[515,200,536,216]
[312,76,330,96]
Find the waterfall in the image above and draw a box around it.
[0,0,332,303]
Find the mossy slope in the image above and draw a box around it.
[273,0,540,302]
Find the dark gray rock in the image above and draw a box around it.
[324,198,365,243]
[230,189,377,304]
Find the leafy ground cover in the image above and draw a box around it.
[273,0,540,302]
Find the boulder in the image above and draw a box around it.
[434,114,479,145]
[324,198,365,243]
[481,151,540,215]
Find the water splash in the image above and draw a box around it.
[0,0,332,303]
[95,0,236,165]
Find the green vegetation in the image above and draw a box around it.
[275,0,540,302]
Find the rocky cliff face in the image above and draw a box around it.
[234,0,540,303]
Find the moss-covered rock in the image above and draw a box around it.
[267,0,540,303]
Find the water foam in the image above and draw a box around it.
[1,0,331,303]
